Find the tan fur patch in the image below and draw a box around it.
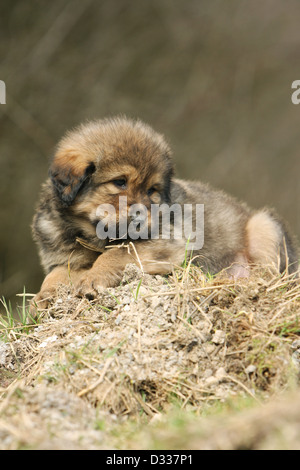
[246,211,282,267]
[52,148,90,178]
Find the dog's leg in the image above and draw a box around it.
[226,252,250,279]
[29,265,83,314]
[75,241,187,298]
[245,209,299,275]
[245,211,281,268]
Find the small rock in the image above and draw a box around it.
[203,369,213,378]
[205,343,216,355]
[171,312,177,322]
[215,367,226,378]
[137,286,148,296]
[188,352,199,363]
[121,264,143,283]
[245,365,257,374]
[0,340,7,365]
[151,296,162,309]
[38,335,58,349]
[205,376,219,386]
[291,340,300,350]
[291,350,300,368]
[212,330,226,345]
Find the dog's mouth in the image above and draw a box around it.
[91,206,151,243]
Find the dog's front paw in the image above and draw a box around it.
[29,289,55,319]
[75,268,123,299]
[75,272,107,300]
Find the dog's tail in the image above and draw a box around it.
[245,209,299,275]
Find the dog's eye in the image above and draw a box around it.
[112,179,127,189]
[147,187,157,196]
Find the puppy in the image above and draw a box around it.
[31,117,299,311]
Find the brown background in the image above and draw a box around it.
[0,0,299,309]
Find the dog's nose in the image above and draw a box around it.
[129,213,147,225]
[130,215,146,227]
[128,204,148,225]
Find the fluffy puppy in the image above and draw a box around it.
[31,117,298,311]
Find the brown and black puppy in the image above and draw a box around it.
[31,117,298,311]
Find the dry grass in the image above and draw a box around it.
[0,263,300,449]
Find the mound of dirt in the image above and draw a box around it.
[0,264,300,449]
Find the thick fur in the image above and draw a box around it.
[31,117,299,310]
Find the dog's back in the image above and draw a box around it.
[171,178,299,276]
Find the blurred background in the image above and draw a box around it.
[0,0,299,312]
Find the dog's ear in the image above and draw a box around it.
[50,149,96,206]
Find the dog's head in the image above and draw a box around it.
[50,117,174,240]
